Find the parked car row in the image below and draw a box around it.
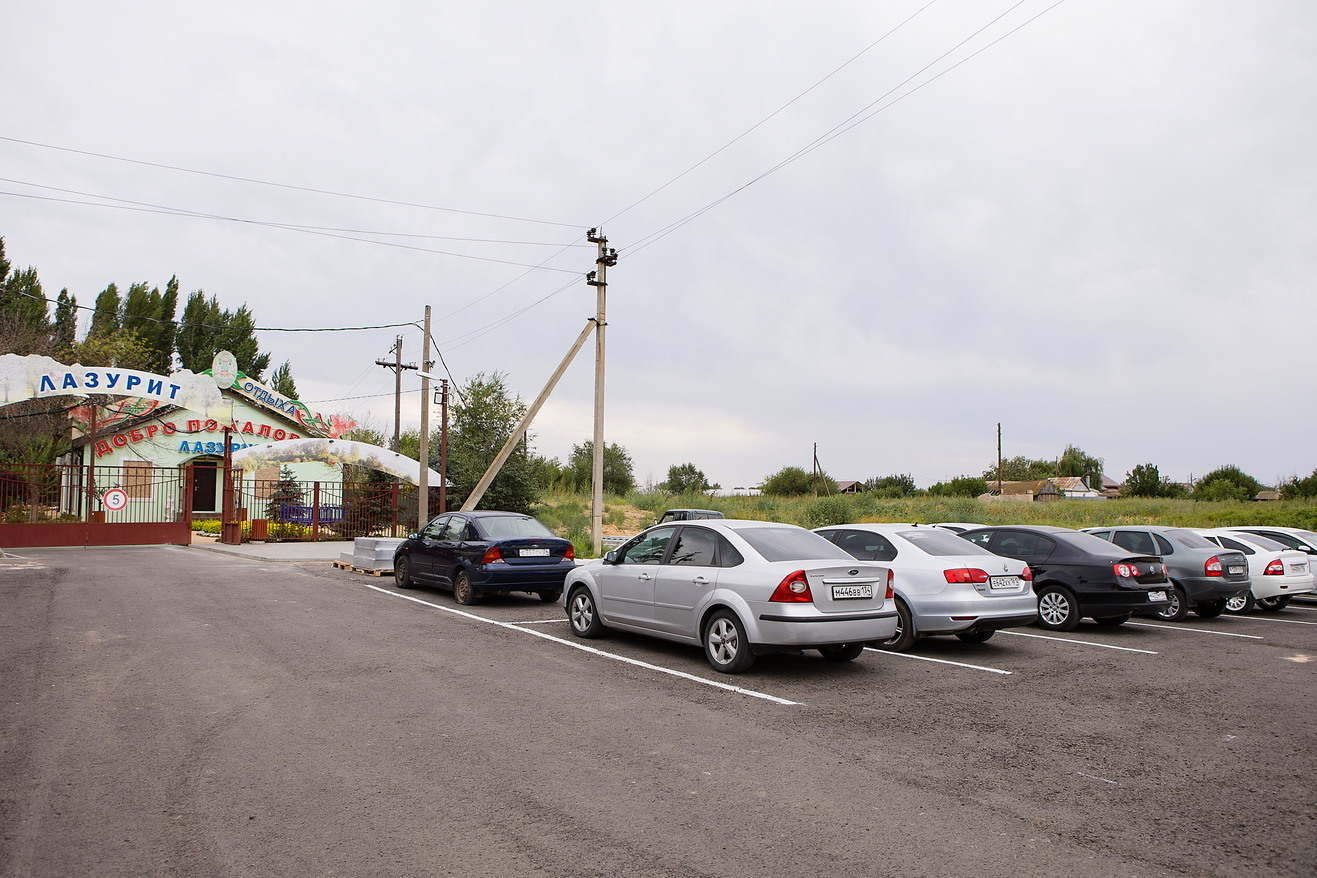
[391,513,1316,675]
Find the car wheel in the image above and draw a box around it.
[876,598,915,652]
[1093,614,1131,627]
[703,609,755,674]
[1036,585,1080,632]
[819,642,865,662]
[394,557,414,590]
[452,569,480,605]
[1155,583,1189,621]
[955,630,994,643]
[1257,595,1291,612]
[567,586,604,638]
[539,589,562,603]
[1194,598,1227,618]
[1225,594,1255,614]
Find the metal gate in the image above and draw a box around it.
[0,462,194,548]
[232,474,430,542]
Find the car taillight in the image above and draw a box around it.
[564,545,575,561]
[1113,562,1140,579]
[481,545,503,564]
[886,568,894,599]
[1264,559,1285,575]
[1021,565,1033,582]
[770,570,813,603]
[1204,556,1223,576]
[944,568,989,584]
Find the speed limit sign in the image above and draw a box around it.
[103,488,128,511]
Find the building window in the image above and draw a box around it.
[123,460,155,500]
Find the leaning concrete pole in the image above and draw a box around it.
[459,319,597,512]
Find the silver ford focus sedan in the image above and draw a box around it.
[563,519,898,673]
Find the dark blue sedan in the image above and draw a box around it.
[393,511,576,604]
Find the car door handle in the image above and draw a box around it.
[637,572,653,581]
[692,576,711,586]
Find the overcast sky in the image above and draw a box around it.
[4,1,1314,490]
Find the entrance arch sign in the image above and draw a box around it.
[0,353,232,419]
[229,438,445,487]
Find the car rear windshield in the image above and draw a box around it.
[897,530,992,556]
[1166,529,1217,549]
[1232,533,1286,552]
[477,516,556,540]
[736,527,854,563]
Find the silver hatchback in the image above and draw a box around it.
[563,520,898,673]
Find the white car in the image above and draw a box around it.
[563,519,898,673]
[1197,529,1316,612]
[815,523,1037,650]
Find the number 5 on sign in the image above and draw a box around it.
[103,488,128,511]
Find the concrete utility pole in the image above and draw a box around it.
[439,379,449,513]
[376,336,416,452]
[419,307,432,526]
[587,228,617,556]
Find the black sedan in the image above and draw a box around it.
[393,511,576,605]
[958,526,1171,631]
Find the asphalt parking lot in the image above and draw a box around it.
[2,547,1314,877]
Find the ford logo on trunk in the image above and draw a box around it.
[848,569,859,576]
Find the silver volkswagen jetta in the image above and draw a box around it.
[563,519,898,673]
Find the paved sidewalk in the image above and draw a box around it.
[189,537,355,563]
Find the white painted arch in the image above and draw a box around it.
[229,438,446,487]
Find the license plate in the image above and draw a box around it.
[1228,566,1245,576]
[989,576,1019,590]
[1294,563,1307,574]
[519,548,550,557]
[1147,590,1168,602]
[832,584,873,600]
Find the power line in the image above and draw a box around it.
[599,0,941,228]
[623,0,1067,257]
[10,288,416,333]
[0,134,586,229]
[0,184,585,274]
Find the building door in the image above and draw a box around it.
[191,461,218,512]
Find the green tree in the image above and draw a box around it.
[52,289,78,360]
[0,239,51,347]
[1124,463,1165,498]
[762,465,836,496]
[1281,468,1317,500]
[865,473,916,497]
[269,360,299,400]
[1057,444,1103,490]
[660,462,714,494]
[122,278,179,374]
[175,291,270,379]
[928,475,988,497]
[88,283,122,341]
[1193,465,1263,501]
[438,372,537,514]
[984,455,1055,481]
[567,440,635,495]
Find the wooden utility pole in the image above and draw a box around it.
[997,422,1003,493]
[587,228,616,556]
[419,307,432,526]
[376,336,416,452]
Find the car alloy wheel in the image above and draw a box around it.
[1257,595,1291,612]
[1225,594,1254,614]
[1156,584,1189,621]
[568,587,603,637]
[1036,586,1079,631]
[877,598,915,652]
[703,610,755,674]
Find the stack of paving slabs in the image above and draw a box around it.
[341,537,404,571]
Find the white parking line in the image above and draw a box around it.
[1125,622,1263,640]
[863,647,1012,675]
[508,618,571,625]
[1227,616,1317,627]
[998,630,1158,654]
[360,583,802,706]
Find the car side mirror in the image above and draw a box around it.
[408,533,418,540]
[604,550,618,564]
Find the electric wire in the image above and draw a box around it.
[623,0,1066,257]
[0,134,586,229]
[598,0,940,228]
